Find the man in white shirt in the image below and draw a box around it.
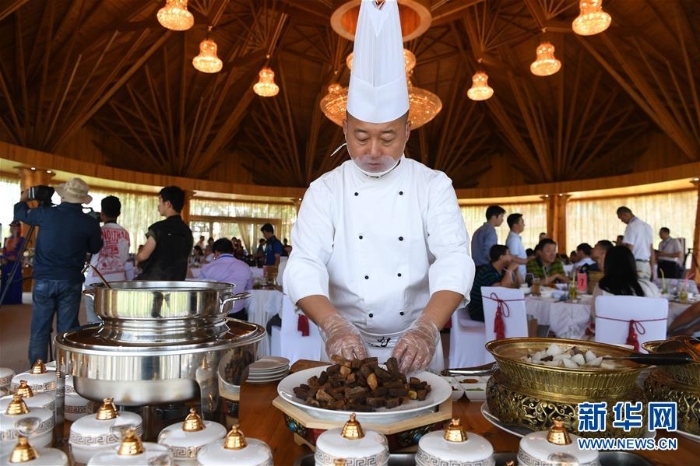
[284,0,474,374]
[573,243,597,271]
[198,238,253,319]
[84,195,130,323]
[505,213,527,278]
[617,206,655,279]
[656,227,684,279]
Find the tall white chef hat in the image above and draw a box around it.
[346,0,408,124]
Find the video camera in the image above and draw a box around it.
[84,207,101,221]
[27,185,55,207]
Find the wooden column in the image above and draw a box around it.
[692,180,700,282]
[181,190,194,224]
[544,193,570,253]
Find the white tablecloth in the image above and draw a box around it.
[248,289,284,357]
[251,267,264,279]
[525,295,692,340]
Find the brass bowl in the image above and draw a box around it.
[487,370,647,438]
[643,371,700,435]
[643,340,700,387]
[486,338,647,399]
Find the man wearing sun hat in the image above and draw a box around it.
[284,0,474,374]
[14,177,103,365]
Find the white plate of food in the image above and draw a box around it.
[277,366,451,423]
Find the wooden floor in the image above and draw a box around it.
[0,292,87,374]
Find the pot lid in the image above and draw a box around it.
[183,408,204,432]
[5,395,28,415]
[15,381,34,398]
[158,418,227,450]
[341,413,364,439]
[0,367,15,379]
[30,361,46,375]
[417,419,494,463]
[223,424,247,450]
[96,398,118,420]
[519,420,599,466]
[117,428,144,456]
[9,435,37,463]
[197,437,273,466]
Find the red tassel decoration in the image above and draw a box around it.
[626,320,640,352]
[494,307,506,340]
[297,314,310,337]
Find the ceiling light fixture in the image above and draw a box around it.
[530,41,562,76]
[320,50,441,129]
[467,70,494,101]
[193,27,223,73]
[253,66,279,97]
[572,0,611,36]
[157,0,194,31]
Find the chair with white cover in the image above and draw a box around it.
[276,294,323,364]
[448,307,488,369]
[594,296,668,352]
[482,287,529,362]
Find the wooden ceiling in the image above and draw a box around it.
[0,0,698,189]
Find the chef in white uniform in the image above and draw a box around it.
[284,0,474,374]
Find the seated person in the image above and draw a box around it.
[590,245,660,321]
[468,244,521,322]
[526,238,570,286]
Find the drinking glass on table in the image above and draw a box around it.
[532,278,541,297]
[679,282,689,303]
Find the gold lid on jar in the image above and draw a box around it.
[182,408,205,432]
[223,424,247,450]
[14,380,34,399]
[117,428,145,456]
[546,419,572,446]
[341,413,364,440]
[444,418,468,443]
[5,394,29,415]
[95,398,118,420]
[9,435,38,463]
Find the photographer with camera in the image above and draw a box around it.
[83,195,130,323]
[14,177,103,365]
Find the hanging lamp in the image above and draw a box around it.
[572,0,611,36]
[253,66,279,97]
[467,62,494,101]
[530,40,562,77]
[157,0,194,31]
[193,27,223,73]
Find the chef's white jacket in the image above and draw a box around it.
[284,156,475,369]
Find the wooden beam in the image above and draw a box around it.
[51,29,172,151]
[0,0,29,22]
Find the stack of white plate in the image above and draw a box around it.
[247,356,290,384]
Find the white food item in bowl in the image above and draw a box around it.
[517,419,600,466]
[416,418,494,465]
[314,414,389,466]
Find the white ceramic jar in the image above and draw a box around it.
[518,420,600,466]
[416,419,495,466]
[0,368,14,396]
[87,428,170,466]
[157,408,227,465]
[0,395,54,450]
[197,425,273,466]
[314,414,389,466]
[0,381,55,413]
[69,398,143,465]
[10,361,56,394]
[0,435,68,466]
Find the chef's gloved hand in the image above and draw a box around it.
[318,313,369,361]
[392,314,440,375]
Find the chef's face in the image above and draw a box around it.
[343,112,411,173]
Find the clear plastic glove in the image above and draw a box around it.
[318,313,369,361]
[391,315,440,374]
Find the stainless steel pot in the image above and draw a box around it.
[83,281,249,319]
[56,319,264,407]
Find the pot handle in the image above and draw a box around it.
[82,288,96,301]
[220,291,251,307]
